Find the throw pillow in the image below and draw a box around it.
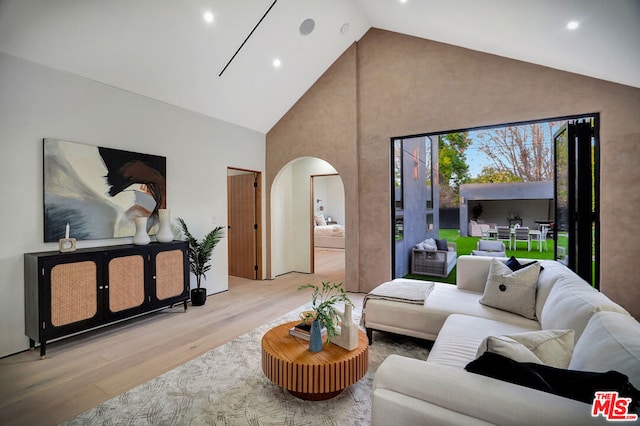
[314,214,326,226]
[435,238,448,251]
[476,329,575,368]
[479,258,541,319]
[504,256,544,271]
[423,238,437,251]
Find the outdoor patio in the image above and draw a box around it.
[405,228,558,284]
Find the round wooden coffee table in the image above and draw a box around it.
[261,320,369,400]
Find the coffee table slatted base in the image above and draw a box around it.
[261,321,369,400]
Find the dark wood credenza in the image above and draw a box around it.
[24,241,189,359]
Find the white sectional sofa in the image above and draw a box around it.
[365,255,640,425]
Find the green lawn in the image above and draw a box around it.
[404,228,555,284]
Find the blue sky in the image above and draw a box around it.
[464,130,491,177]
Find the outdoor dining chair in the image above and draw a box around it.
[496,226,511,250]
[514,226,531,251]
[530,226,549,252]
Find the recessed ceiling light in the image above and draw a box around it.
[203,11,214,24]
[399,0,408,3]
[567,21,579,30]
[273,58,281,68]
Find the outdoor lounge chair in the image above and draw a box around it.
[472,240,506,257]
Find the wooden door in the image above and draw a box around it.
[228,170,261,279]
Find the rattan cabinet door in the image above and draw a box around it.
[107,254,145,313]
[50,260,98,327]
[154,249,185,300]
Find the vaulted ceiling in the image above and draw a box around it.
[0,0,638,133]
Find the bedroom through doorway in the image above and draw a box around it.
[311,173,345,275]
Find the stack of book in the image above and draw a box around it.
[289,322,327,341]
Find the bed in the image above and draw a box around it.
[314,223,345,249]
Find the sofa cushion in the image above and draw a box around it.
[534,261,570,320]
[427,314,539,368]
[480,258,541,320]
[540,275,630,341]
[476,329,574,369]
[569,311,640,388]
[435,238,448,251]
[420,284,540,339]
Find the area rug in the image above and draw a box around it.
[63,304,429,425]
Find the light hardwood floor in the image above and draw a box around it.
[0,249,358,426]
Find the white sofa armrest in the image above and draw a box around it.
[373,355,605,425]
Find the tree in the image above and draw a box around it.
[438,132,472,207]
[471,166,523,183]
[474,122,561,182]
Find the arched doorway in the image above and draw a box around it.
[271,157,345,279]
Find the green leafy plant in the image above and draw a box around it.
[298,281,353,343]
[177,218,225,289]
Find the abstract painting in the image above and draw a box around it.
[43,139,166,242]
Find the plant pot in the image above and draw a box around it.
[190,288,207,306]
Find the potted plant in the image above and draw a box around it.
[177,217,224,306]
[472,202,484,221]
[298,281,353,349]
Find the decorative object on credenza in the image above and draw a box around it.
[156,209,174,243]
[43,138,166,242]
[298,281,353,351]
[58,222,77,252]
[58,238,77,252]
[133,217,151,245]
[177,218,225,306]
[331,303,359,351]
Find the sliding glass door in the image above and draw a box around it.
[554,117,599,287]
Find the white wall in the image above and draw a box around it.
[0,52,265,357]
[473,200,552,229]
[313,175,345,224]
[270,157,338,277]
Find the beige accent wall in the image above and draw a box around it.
[266,29,640,319]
